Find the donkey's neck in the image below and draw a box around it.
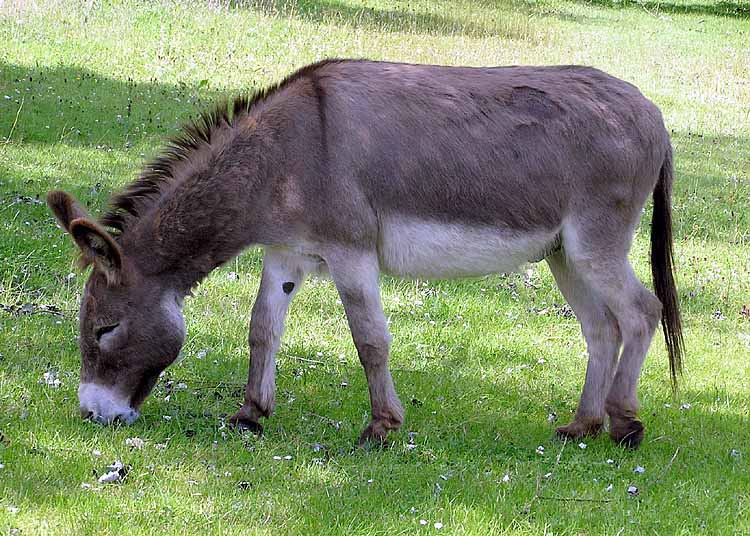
[125,133,277,292]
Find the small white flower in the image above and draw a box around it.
[434,522,444,529]
[273,456,282,460]
[543,472,553,479]
[367,478,374,483]
[634,465,645,474]
[283,455,292,460]
[605,484,613,492]
[163,415,172,421]
[125,437,145,449]
[606,459,614,464]
[664,403,672,408]
[627,485,639,496]
[536,445,545,455]
[680,403,691,410]
[92,449,102,457]
[176,382,188,390]
[547,413,557,423]
[40,371,62,388]
[7,505,19,514]
[80,482,92,489]
[155,443,167,450]
[0,462,5,469]
[578,442,587,449]
[419,519,428,525]
[227,272,238,281]
[730,449,740,458]
[502,474,510,482]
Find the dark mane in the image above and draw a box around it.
[100,58,347,235]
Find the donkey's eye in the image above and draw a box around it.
[95,323,120,342]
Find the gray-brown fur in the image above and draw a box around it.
[47,59,683,448]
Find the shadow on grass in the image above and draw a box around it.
[0,61,225,151]
[570,0,750,18]
[224,0,537,39]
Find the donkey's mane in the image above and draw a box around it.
[100,59,345,236]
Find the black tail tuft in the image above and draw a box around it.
[651,145,684,389]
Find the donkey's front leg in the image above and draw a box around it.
[229,249,308,434]
[327,250,404,445]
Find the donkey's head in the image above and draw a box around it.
[47,191,186,425]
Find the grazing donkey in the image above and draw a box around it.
[48,59,683,449]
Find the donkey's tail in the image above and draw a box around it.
[651,145,684,389]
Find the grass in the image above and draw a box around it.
[1,0,749,533]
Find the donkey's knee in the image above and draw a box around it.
[354,330,392,369]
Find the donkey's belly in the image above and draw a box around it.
[377,217,560,279]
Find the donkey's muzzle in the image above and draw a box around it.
[78,382,140,425]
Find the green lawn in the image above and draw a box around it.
[1,0,749,534]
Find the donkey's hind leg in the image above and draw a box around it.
[547,250,622,439]
[601,269,661,448]
[229,248,311,434]
[325,249,404,446]
[563,228,662,449]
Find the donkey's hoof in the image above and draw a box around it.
[610,419,644,449]
[357,420,393,448]
[556,419,603,440]
[229,415,264,436]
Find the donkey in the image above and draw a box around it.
[48,59,683,449]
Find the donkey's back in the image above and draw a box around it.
[300,61,670,279]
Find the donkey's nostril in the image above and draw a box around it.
[80,408,94,420]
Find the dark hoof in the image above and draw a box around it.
[555,419,603,440]
[357,421,392,448]
[611,419,644,449]
[229,416,264,436]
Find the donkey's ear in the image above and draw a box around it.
[69,218,123,284]
[46,190,90,232]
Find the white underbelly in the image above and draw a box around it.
[377,218,559,279]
